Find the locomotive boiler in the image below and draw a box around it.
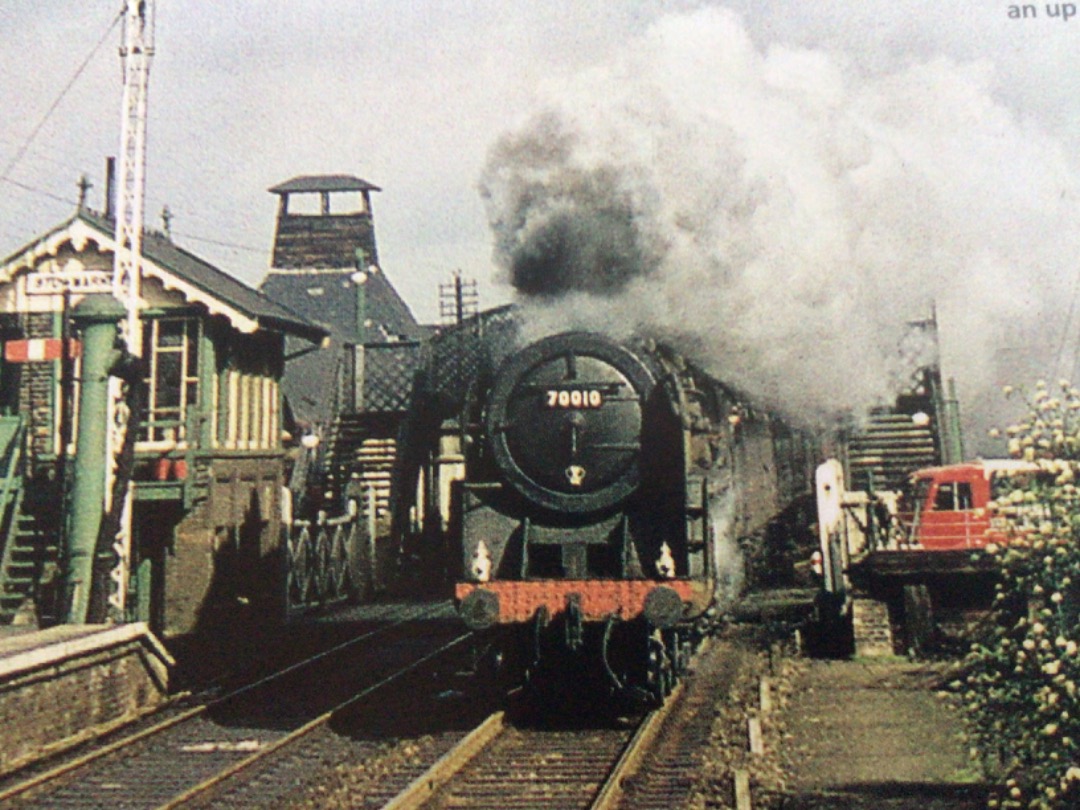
[447,330,812,705]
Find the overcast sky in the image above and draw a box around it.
[1,1,1078,439]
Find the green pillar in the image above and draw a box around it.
[944,377,965,464]
[64,295,126,624]
[354,247,368,340]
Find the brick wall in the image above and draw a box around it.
[163,455,285,637]
[21,312,57,459]
[0,625,170,775]
[851,597,896,657]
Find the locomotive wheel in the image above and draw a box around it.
[470,639,514,699]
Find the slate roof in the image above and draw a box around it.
[261,266,427,345]
[280,343,341,425]
[0,210,327,343]
[264,266,430,424]
[269,175,381,194]
[279,336,428,425]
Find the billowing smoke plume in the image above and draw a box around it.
[484,114,666,297]
[480,8,1080,443]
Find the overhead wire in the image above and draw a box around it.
[0,176,77,207]
[171,231,267,255]
[0,140,268,254]
[0,7,273,268]
[0,8,123,186]
[0,172,269,264]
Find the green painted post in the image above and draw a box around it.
[64,295,125,624]
[945,377,965,464]
[134,553,152,624]
[354,247,368,341]
[198,322,216,448]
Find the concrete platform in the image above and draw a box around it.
[0,622,173,776]
[778,659,989,808]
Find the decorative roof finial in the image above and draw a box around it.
[77,174,92,211]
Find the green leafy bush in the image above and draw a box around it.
[966,380,1080,808]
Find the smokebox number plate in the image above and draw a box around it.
[545,388,603,409]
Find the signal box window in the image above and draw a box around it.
[934,481,973,511]
[141,318,199,444]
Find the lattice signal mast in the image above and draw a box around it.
[113,0,153,346]
[107,0,155,617]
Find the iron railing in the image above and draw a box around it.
[285,506,371,611]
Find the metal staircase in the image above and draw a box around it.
[324,413,397,519]
[0,416,36,623]
[846,411,939,493]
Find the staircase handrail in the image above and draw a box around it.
[0,415,28,611]
[0,415,26,507]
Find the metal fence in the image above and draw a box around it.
[285,507,371,611]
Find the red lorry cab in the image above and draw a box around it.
[899,461,1036,550]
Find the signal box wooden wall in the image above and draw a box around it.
[0,209,325,635]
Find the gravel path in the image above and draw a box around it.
[774,659,990,809]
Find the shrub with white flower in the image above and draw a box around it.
[966,381,1080,809]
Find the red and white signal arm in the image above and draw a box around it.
[3,339,82,363]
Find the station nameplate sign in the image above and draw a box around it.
[26,271,112,296]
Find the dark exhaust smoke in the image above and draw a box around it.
[479,8,1080,443]
[482,114,663,297]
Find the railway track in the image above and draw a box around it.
[0,602,474,809]
[1,613,759,809]
[614,638,746,809]
[382,652,734,810]
[381,709,665,810]
[378,639,743,810]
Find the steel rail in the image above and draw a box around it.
[159,631,474,809]
[380,689,685,810]
[590,683,685,810]
[0,603,449,804]
[0,695,205,805]
[380,706,672,810]
[382,637,707,810]
[591,638,713,809]
[382,711,506,810]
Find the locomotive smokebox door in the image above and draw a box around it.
[485,332,656,515]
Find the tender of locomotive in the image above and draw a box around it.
[450,330,812,704]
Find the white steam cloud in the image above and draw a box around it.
[480,8,1080,441]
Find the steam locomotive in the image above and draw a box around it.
[443,329,815,705]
